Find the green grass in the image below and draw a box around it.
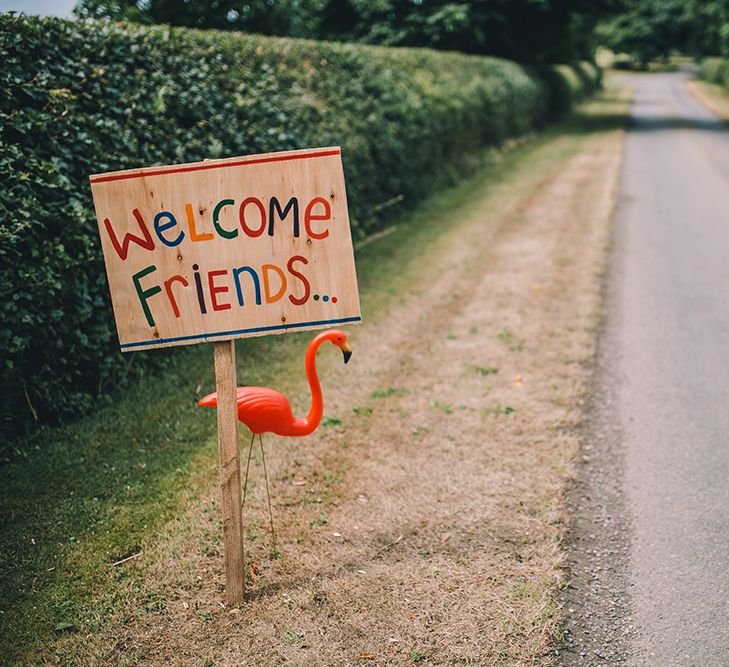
[370,387,410,399]
[309,512,329,528]
[482,405,516,417]
[497,328,526,351]
[410,648,426,663]
[690,77,729,123]
[468,364,499,376]
[0,87,629,663]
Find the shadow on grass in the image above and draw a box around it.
[561,91,631,136]
[566,87,729,136]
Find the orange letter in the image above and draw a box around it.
[185,203,214,242]
[262,264,287,303]
[304,197,331,239]
[164,274,189,318]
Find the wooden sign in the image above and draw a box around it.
[89,147,361,352]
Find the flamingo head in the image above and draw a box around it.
[325,329,353,364]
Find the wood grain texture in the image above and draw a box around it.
[213,340,244,604]
[90,147,361,352]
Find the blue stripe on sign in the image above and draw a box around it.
[119,316,363,350]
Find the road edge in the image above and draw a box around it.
[557,96,635,665]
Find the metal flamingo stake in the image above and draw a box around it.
[200,329,353,561]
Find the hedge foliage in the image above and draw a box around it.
[698,57,729,89]
[0,14,600,440]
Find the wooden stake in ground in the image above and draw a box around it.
[88,147,361,605]
[213,340,244,604]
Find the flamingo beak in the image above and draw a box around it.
[341,343,352,364]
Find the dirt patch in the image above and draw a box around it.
[45,107,625,666]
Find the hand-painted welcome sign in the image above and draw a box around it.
[90,147,361,351]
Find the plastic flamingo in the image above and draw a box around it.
[198,329,352,551]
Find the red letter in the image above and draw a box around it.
[239,197,266,237]
[287,255,310,306]
[304,197,331,239]
[104,208,155,261]
[164,275,189,318]
[208,270,231,311]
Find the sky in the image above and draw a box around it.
[0,0,76,17]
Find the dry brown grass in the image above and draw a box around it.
[687,79,729,121]
[43,95,626,666]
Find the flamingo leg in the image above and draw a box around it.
[258,434,278,557]
[240,432,255,580]
[241,432,255,512]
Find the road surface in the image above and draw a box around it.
[566,72,729,664]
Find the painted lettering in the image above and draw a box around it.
[192,263,207,314]
[212,199,237,240]
[239,197,266,237]
[232,266,262,306]
[262,264,287,303]
[132,265,162,327]
[287,255,311,306]
[208,269,231,311]
[105,208,155,261]
[154,211,184,247]
[185,203,214,242]
[304,197,331,239]
[268,196,299,237]
[164,274,189,318]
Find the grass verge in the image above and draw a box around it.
[1,87,630,665]
[687,78,729,121]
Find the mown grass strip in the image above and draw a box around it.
[0,88,629,663]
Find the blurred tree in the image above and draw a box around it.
[74,0,320,36]
[685,0,729,56]
[313,0,614,63]
[596,0,689,67]
[74,0,615,63]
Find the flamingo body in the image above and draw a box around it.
[198,329,352,438]
[199,387,304,436]
[235,387,297,436]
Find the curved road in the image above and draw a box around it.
[610,72,729,663]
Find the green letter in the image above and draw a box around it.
[213,199,238,239]
[132,265,162,327]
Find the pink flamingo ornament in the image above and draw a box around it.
[198,329,353,551]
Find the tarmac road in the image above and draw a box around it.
[607,72,729,664]
[560,71,729,666]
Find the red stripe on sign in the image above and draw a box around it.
[89,148,341,184]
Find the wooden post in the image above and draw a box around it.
[213,339,244,604]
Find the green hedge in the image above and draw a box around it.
[0,14,599,440]
[537,62,602,118]
[698,57,729,89]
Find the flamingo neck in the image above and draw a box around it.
[290,334,326,436]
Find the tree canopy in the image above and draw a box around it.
[311,0,614,64]
[74,0,614,64]
[73,0,729,64]
[74,0,318,36]
[685,0,729,56]
[597,0,729,65]
[597,0,689,66]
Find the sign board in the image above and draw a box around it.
[89,147,361,352]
